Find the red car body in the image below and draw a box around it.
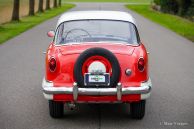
[45,43,148,102]
[42,11,152,119]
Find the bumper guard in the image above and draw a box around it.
[42,78,152,101]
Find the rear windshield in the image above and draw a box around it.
[55,20,140,45]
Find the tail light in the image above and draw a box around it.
[138,57,145,72]
[49,57,56,72]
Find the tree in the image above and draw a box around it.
[160,0,179,14]
[12,0,20,21]
[177,0,191,16]
[154,0,194,19]
[59,0,62,7]
[187,0,194,19]
[46,0,50,10]
[38,0,44,12]
[29,0,35,16]
[54,0,57,8]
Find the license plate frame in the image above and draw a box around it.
[84,73,110,86]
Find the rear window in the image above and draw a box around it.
[55,20,140,45]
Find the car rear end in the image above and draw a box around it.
[42,11,152,119]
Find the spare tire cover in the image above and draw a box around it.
[74,47,120,88]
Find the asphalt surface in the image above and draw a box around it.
[0,3,194,129]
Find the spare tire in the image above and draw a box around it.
[74,47,120,88]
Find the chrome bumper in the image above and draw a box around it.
[42,78,152,101]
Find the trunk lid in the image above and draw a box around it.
[58,43,135,56]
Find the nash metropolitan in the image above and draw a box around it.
[42,11,152,119]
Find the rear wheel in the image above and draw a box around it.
[130,100,146,119]
[49,100,64,118]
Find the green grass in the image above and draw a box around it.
[0,3,75,44]
[65,0,151,3]
[126,4,194,42]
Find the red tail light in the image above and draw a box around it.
[138,58,145,72]
[49,57,56,72]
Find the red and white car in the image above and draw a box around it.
[42,11,152,119]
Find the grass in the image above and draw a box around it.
[0,3,75,44]
[65,0,151,3]
[126,4,194,42]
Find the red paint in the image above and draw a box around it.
[82,55,112,75]
[54,94,140,102]
[45,42,149,102]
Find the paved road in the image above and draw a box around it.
[0,3,194,129]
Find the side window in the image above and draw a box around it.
[130,25,138,44]
[55,23,64,44]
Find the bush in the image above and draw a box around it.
[187,0,194,17]
[155,0,194,18]
[154,0,161,5]
[177,0,192,16]
[160,0,179,14]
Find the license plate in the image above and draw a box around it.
[84,73,110,86]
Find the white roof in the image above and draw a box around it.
[57,11,136,27]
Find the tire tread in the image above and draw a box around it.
[49,100,64,118]
[130,100,145,119]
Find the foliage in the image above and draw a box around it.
[153,0,160,5]
[126,4,194,41]
[177,0,192,16]
[154,0,194,17]
[65,0,152,3]
[187,0,194,17]
[0,4,75,44]
[160,0,179,14]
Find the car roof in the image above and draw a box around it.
[57,11,136,27]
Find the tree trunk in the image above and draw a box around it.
[38,0,44,12]
[12,0,20,21]
[46,0,50,10]
[59,0,62,6]
[29,0,35,16]
[54,0,57,8]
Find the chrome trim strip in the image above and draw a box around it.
[141,93,151,100]
[78,88,117,95]
[54,42,139,47]
[43,87,73,94]
[42,78,53,87]
[73,82,78,101]
[42,78,152,97]
[43,93,53,100]
[117,83,122,101]
[122,85,151,94]
[43,86,151,95]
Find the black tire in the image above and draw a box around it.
[130,100,146,119]
[49,100,64,118]
[74,47,120,88]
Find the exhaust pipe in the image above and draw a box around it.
[67,102,76,110]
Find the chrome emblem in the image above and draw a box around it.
[125,69,132,76]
